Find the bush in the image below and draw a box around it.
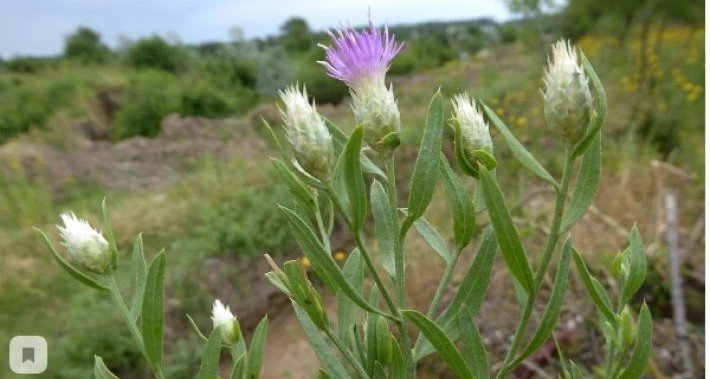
[64,27,110,63]
[112,70,180,139]
[297,49,348,105]
[125,36,188,72]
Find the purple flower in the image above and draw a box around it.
[319,17,404,88]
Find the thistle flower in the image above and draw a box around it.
[542,40,593,143]
[211,299,240,345]
[279,85,334,180]
[450,94,496,176]
[57,212,111,274]
[319,16,404,152]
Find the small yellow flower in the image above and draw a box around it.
[516,116,527,127]
[333,251,347,261]
[299,256,311,268]
[495,108,505,116]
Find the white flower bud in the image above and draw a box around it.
[57,212,111,274]
[279,85,334,179]
[451,93,493,155]
[211,299,240,345]
[542,40,593,143]
[351,81,401,152]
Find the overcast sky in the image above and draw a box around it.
[0,0,514,58]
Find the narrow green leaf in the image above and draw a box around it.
[198,328,223,379]
[479,166,535,294]
[342,126,367,231]
[141,250,166,371]
[293,303,352,379]
[481,103,558,188]
[458,306,489,379]
[572,52,607,158]
[403,310,473,379]
[620,227,648,306]
[404,92,445,234]
[440,155,476,251]
[246,316,269,379]
[94,356,120,379]
[371,181,397,278]
[279,206,386,317]
[389,336,406,379]
[35,228,109,291]
[561,132,601,233]
[129,234,147,322]
[271,157,315,210]
[231,352,246,379]
[572,250,617,325]
[515,239,573,363]
[337,249,364,342]
[617,303,653,379]
[365,289,380,375]
[260,118,287,157]
[186,313,208,342]
[324,118,385,179]
[413,216,450,263]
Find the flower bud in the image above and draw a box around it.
[352,82,401,152]
[542,40,593,144]
[57,212,111,274]
[211,299,241,345]
[450,94,496,177]
[279,85,334,180]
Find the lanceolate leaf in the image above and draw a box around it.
[246,316,269,379]
[480,103,558,188]
[413,216,450,263]
[279,206,385,317]
[341,126,368,232]
[572,250,617,325]
[440,155,476,251]
[324,118,386,179]
[515,239,573,363]
[403,310,473,379]
[617,303,653,379]
[142,251,166,371]
[561,132,601,233]
[404,92,444,234]
[197,328,223,379]
[294,303,352,379]
[337,249,364,342]
[371,180,397,278]
[271,157,314,210]
[35,228,109,291]
[572,52,607,158]
[479,166,535,294]
[94,356,120,379]
[619,227,647,306]
[458,307,490,379]
[129,234,147,322]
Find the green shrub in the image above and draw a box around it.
[298,49,348,104]
[125,36,188,72]
[64,27,110,63]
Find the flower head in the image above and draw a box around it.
[211,299,240,345]
[451,94,493,154]
[57,212,111,274]
[279,85,334,179]
[542,40,593,143]
[319,18,403,88]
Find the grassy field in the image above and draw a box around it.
[0,23,704,378]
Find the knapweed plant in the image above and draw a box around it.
[38,16,652,379]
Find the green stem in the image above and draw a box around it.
[496,151,575,378]
[107,275,166,379]
[426,248,462,318]
[325,328,370,378]
[313,190,331,252]
[384,154,406,309]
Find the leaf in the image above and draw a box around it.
[619,227,648,306]
[35,228,109,291]
[324,118,385,179]
[279,206,386,317]
[141,250,166,371]
[413,216,450,263]
[440,155,476,251]
[515,239,573,363]
[572,52,607,158]
[341,126,367,232]
[129,234,147,323]
[561,132,601,233]
[246,316,269,379]
[404,92,445,234]
[371,181,397,278]
[337,249,364,342]
[389,336,407,379]
[458,307,489,379]
[94,356,120,379]
[479,166,535,294]
[617,303,653,379]
[293,303,352,379]
[186,313,208,342]
[572,250,617,325]
[481,103,558,188]
[271,157,315,210]
[198,328,223,379]
[403,310,473,379]
[231,353,246,379]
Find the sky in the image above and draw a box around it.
[0,0,514,58]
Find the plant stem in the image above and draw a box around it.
[325,328,370,378]
[426,248,462,318]
[384,154,406,309]
[313,190,331,252]
[107,275,166,379]
[496,150,575,378]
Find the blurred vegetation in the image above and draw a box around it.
[0,1,704,377]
